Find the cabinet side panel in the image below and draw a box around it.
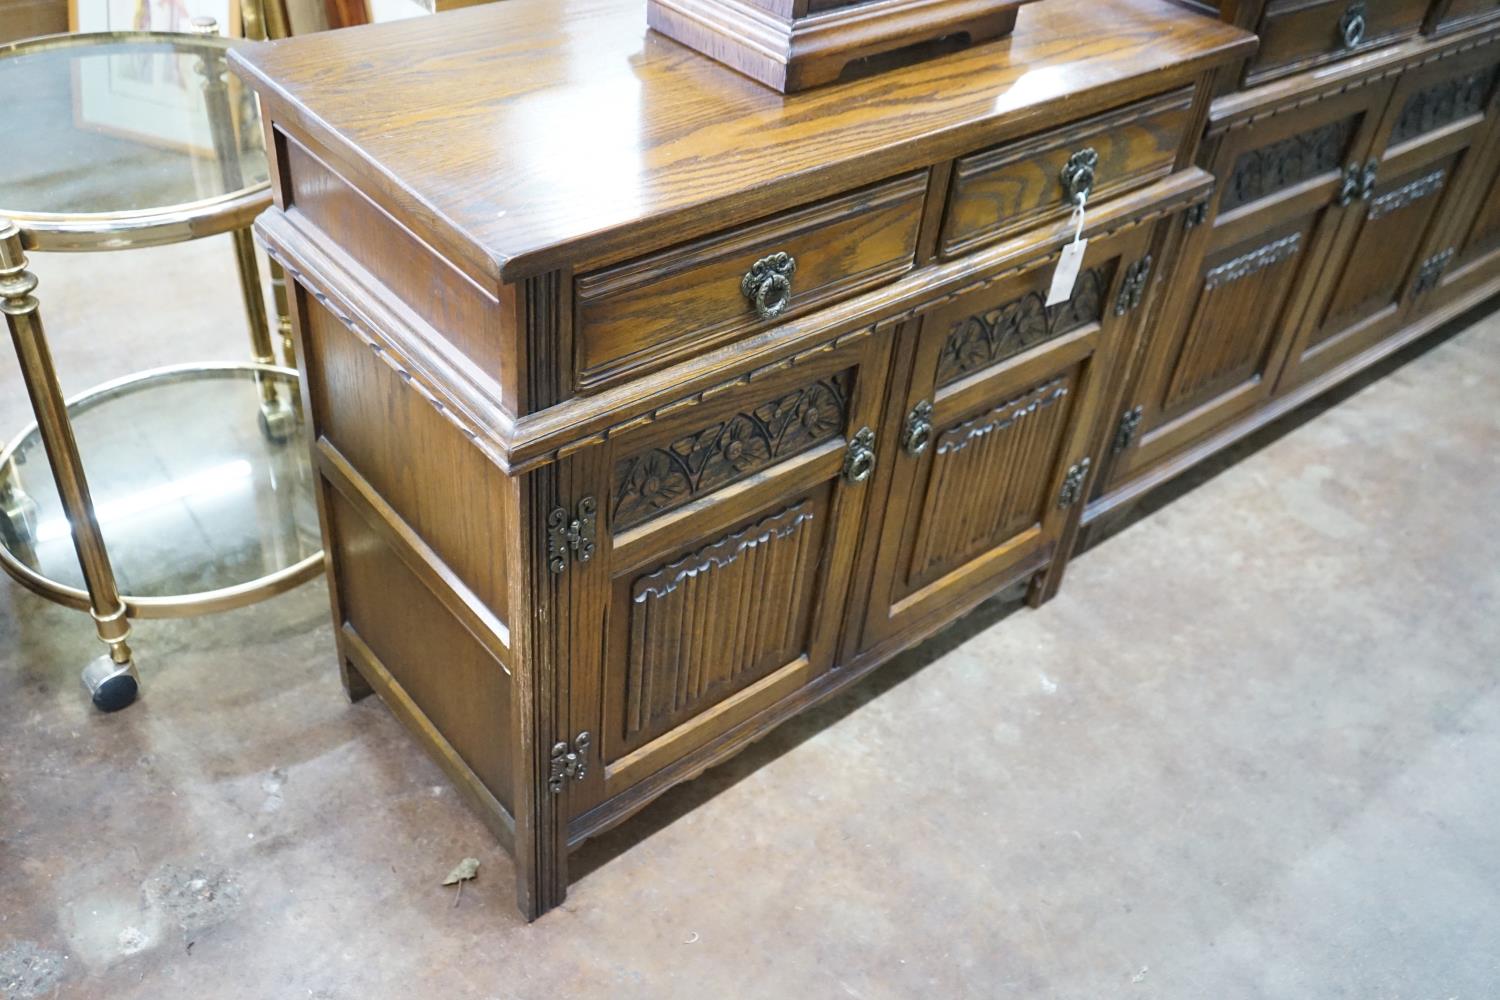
[301,295,509,624]
[325,487,515,813]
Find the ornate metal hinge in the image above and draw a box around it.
[547,497,597,574]
[1114,255,1153,316]
[1112,405,1144,454]
[548,732,591,794]
[902,400,933,456]
[1412,247,1456,298]
[1056,457,1092,509]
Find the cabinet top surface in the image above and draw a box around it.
[232,0,1252,282]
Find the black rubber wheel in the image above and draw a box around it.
[91,672,139,712]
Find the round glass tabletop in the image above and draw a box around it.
[0,365,322,616]
[0,32,269,248]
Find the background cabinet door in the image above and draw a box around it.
[1278,39,1500,388]
[567,333,889,836]
[1104,81,1392,491]
[856,225,1152,654]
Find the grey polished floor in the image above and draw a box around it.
[2,238,1498,999]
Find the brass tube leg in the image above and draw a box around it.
[1,220,139,711]
[232,229,295,442]
[269,257,296,368]
[233,226,276,366]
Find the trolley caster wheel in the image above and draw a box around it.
[258,399,297,445]
[0,485,38,547]
[82,654,140,712]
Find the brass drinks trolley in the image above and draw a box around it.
[0,23,321,711]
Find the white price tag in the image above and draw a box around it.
[1046,192,1089,307]
[1046,239,1088,306]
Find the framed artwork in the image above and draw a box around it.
[70,0,241,35]
[68,0,248,159]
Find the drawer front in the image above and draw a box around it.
[1247,0,1428,86]
[1428,0,1500,34]
[573,172,925,392]
[858,224,1153,652]
[567,331,889,834]
[940,89,1193,257]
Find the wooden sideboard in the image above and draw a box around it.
[231,0,1499,920]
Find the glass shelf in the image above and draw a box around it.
[0,364,322,616]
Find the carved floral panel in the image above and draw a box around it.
[611,372,851,530]
[935,264,1110,388]
[1221,118,1356,211]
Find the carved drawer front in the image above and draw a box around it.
[1246,0,1428,87]
[940,89,1193,257]
[859,225,1150,652]
[568,334,887,836]
[573,172,925,393]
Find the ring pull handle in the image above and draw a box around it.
[1339,1,1366,48]
[842,427,877,484]
[1337,162,1361,206]
[902,400,933,456]
[1060,148,1099,205]
[1359,159,1378,201]
[741,252,797,321]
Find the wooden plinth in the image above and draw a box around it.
[646,0,1043,92]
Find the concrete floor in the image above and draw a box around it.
[2,238,1499,999]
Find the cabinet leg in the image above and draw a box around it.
[2,220,139,712]
[340,655,373,703]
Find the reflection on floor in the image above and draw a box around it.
[2,239,1498,999]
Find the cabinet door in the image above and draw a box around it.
[566,332,888,835]
[1105,83,1391,490]
[856,225,1152,653]
[1412,48,1500,310]
[1278,40,1500,389]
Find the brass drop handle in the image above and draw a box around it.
[842,427,877,484]
[1061,148,1099,205]
[902,400,933,456]
[741,252,797,321]
[1339,0,1366,48]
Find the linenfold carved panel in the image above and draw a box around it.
[625,502,817,742]
[611,373,851,530]
[1367,169,1446,221]
[935,266,1110,388]
[1221,118,1356,211]
[908,376,1073,582]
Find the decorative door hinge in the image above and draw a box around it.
[902,400,933,456]
[1184,199,1210,230]
[1114,255,1153,316]
[547,497,597,574]
[1412,247,1456,298]
[1056,457,1092,509]
[843,426,877,483]
[1112,405,1144,454]
[548,732,591,793]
